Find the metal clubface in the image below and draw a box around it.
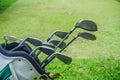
[59,32,96,52]
[54,30,68,39]
[47,30,68,42]
[78,32,96,40]
[75,20,97,31]
[55,20,97,49]
[48,39,66,49]
[40,52,72,68]
[24,37,42,46]
[55,53,72,64]
[30,46,55,56]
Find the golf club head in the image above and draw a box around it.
[39,46,55,56]
[55,52,72,64]
[54,30,68,39]
[49,39,66,49]
[40,52,72,68]
[27,37,43,46]
[78,32,96,40]
[75,20,97,31]
[47,52,72,65]
[43,43,55,49]
[3,36,43,47]
[47,30,68,42]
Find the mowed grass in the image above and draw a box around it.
[47,57,120,80]
[0,0,120,80]
[0,0,17,13]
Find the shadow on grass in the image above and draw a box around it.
[116,0,120,2]
[0,0,17,14]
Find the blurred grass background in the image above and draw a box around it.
[0,0,120,79]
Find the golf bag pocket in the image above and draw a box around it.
[0,53,18,80]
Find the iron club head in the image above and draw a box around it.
[41,52,72,68]
[47,30,68,42]
[49,39,66,49]
[55,52,72,64]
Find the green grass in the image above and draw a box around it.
[47,57,120,80]
[116,0,120,2]
[0,0,17,13]
[0,0,120,80]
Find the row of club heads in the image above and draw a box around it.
[3,20,98,68]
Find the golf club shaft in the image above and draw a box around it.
[40,54,55,68]
[55,27,76,50]
[42,31,97,67]
[41,27,76,68]
[59,36,78,52]
[47,32,55,42]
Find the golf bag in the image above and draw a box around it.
[0,42,49,80]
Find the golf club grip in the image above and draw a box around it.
[4,35,21,43]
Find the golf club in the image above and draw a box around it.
[55,20,97,49]
[18,37,43,47]
[3,35,22,49]
[4,35,72,64]
[48,39,66,49]
[9,37,43,52]
[41,32,96,67]
[4,35,43,47]
[47,30,68,42]
[40,20,97,68]
[4,35,22,43]
[42,43,55,49]
[30,46,72,65]
[4,35,56,49]
[59,32,96,52]
[41,32,96,68]
[75,20,97,31]
[40,52,72,68]
[30,46,55,56]
[3,20,97,66]
[43,39,66,49]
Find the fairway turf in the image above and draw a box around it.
[0,0,17,13]
[0,0,120,79]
